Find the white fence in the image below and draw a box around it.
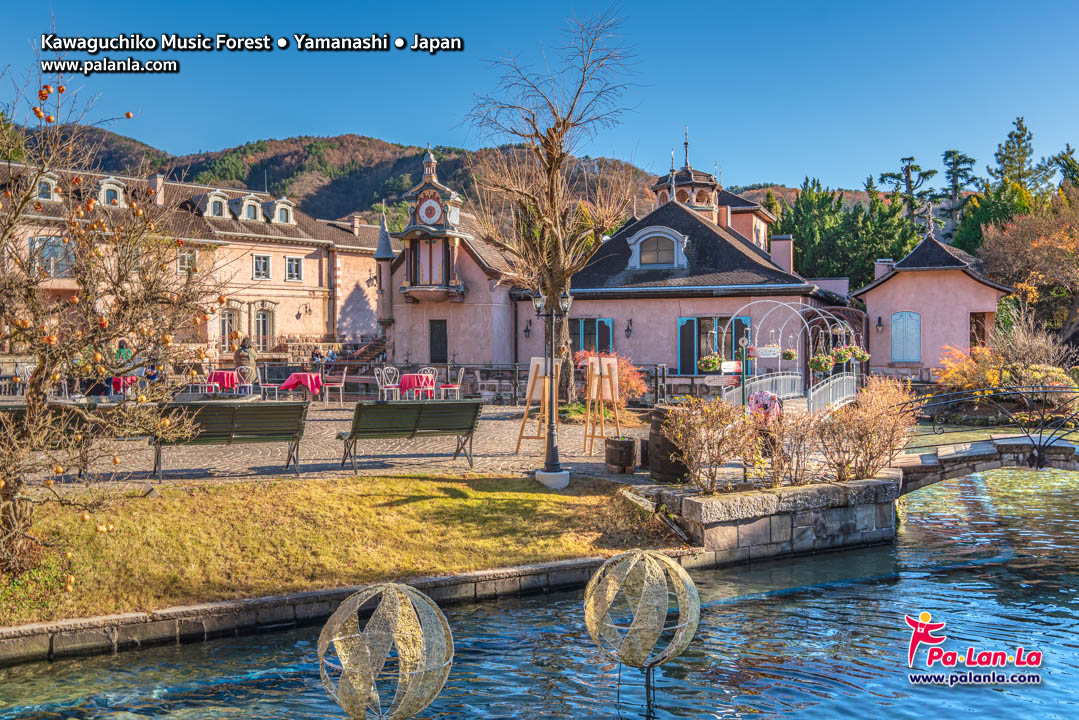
[723,371,804,405]
[806,372,858,413]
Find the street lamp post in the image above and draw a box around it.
[532,287,573,477]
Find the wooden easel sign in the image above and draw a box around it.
[515,356,563,454]
[583,355,620,455]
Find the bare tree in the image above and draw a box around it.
[0,69,224,573]
[469,11,635,397]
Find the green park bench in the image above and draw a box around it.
[337,400,483,471]
[151,401,309,479]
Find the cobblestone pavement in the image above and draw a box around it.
[81,406,654,485]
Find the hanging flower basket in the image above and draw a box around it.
[809,353,835,373]
[830,345,853,364]
[781,348,798,361]
[850,346,870,363]
[697,354,722,372]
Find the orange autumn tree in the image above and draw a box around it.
[0,73,225,573]
[981,183,1079,338]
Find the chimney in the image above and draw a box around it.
[715,203,730,229]
[874,258,894,279]
[770,234,793,274]
[350,213,363,236]
[148,173,165,206]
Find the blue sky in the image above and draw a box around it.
[1,0,1076,189]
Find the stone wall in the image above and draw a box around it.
[636,476,900,560]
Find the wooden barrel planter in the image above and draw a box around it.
[648,405,689,483]
[605,437,636,474]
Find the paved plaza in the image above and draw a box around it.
[76,405,653,485]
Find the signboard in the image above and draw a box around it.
[721,360,742,374]
[755,345,781,359]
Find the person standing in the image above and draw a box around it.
[234,337,258,377]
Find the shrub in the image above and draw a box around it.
[572,350,647,410]
[817,377,917,482]
[938,345,1004,391]
[749,411,827,489]
[662,398,758,494]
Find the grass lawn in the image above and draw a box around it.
[0,475,672,625]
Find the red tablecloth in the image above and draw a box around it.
[399,373,435,398]
[207,370,237,392]
[111,376,137,393]
[280,372,323,396]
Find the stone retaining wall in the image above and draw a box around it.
[634,473,900,559]
[1,551,708,668]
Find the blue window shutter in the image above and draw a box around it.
[891,312,921,362]
[677,317,697,375]
[734,316,752,373]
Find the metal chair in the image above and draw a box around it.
[375,366,400,400]
[440,367,465,399]
[322,366,349,405]
[259,364,282,400]
[15,363,31,396]
[235,365,256,395]
[416,367,438,399]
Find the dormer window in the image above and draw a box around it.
[38,182,52,200]
[105,188,119,205]
[99,178,125,207]
[278,207,290,223]
[246,204,257,220]
[212,200,224,217]
[640,236,675,266]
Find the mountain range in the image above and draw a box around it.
[79,128,874,225]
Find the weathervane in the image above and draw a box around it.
[683,126,689,168]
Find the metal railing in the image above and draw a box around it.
[723,371,804,405]
[806,372,857,413]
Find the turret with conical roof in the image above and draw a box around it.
[375,206,395,327]
[650,128,720,223]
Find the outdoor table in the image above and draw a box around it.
[207,370,237,392]
[399,373,435,399]
[111,376,137,394]
[280,372,323,399]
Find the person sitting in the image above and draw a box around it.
[325,347,337,372]
[310,347,325,367]
[234,337,258,377]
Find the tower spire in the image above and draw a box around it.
[670,148,675,172]
[683,126,689,168]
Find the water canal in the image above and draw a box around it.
[1,468,1076,718]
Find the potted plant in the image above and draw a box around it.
[850,345,870,363]
[781,348,798,361]
[605,436,636,474]
[697,353,721,373]
[831,345,853,364]
[809,353,835,373]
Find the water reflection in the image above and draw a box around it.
[1,468,1077,719]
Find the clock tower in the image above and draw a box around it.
[393,144,466,302]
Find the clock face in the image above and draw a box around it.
[418,198,443,225]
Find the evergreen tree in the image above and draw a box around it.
[952,180,1034,253]
[879,156,937,221]
[762,188,782,220]
[986,116,1056,193]
[939,149,977,237]
[1055,144,1079,187]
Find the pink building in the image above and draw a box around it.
[852,236,1013,380]
[378,146,848,373]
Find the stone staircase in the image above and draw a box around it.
[893,434,1079,495]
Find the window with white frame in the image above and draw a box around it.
[639,236,675,266]
[246,204,258,220]
[38,181,52,200]
[105,188,119,206]
[29,236,72,277]
[253,254,270,280]
[177,247,198,274]
[278,207,290,223]
[285,256,303,282]
[212,200,224,217]
[254,309,273,352]
[219,309,236,350]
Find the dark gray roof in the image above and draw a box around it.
[894,235,983,271]
[373,211,395,260]
[574,201,809,292]
[716,189,759,209]
[650,166,718,191]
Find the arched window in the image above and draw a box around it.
[38,182,52,200]
[891,311,921,362]
[254,309,273,352]
[212,200,223,217]
[695,189,709,204]
[219,309,236,351]
[676,189,689,203]
[105,188,118,205]
[278,207,290,223]
[640,236,675,266]
[657,191,668,203]
[246,204,257,220]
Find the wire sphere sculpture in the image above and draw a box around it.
[318,583,454,720]
[584,549,700,669]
